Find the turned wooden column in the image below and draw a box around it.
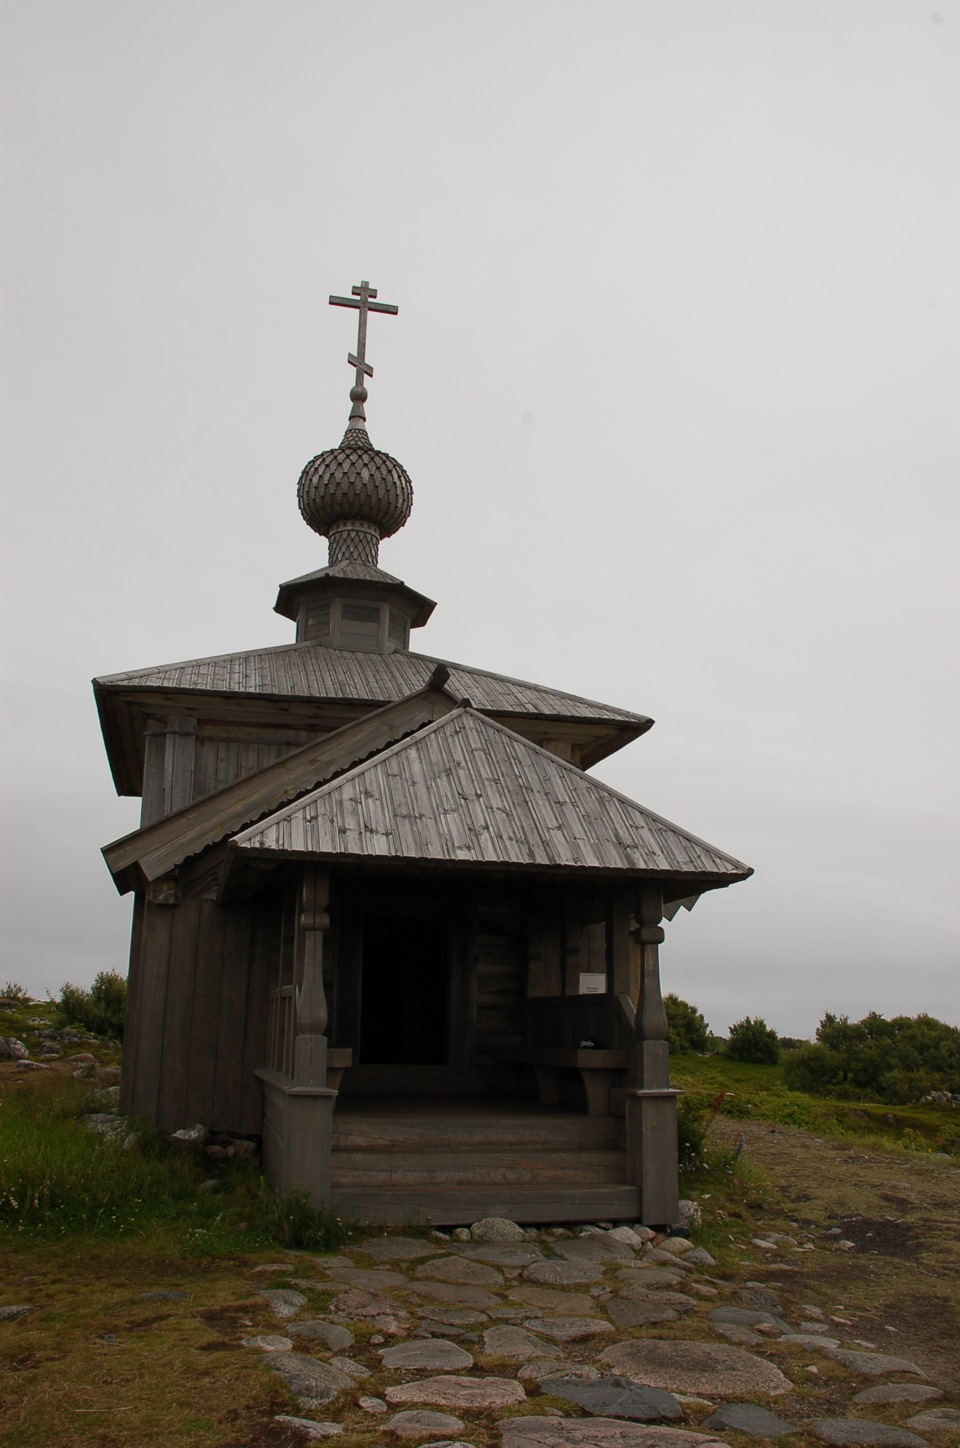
[623,882,681,1227]
[294,865,330,1088]
[255,863,337,1212]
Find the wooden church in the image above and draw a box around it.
[96,281,752,1227]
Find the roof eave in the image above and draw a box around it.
[218,841,752,904]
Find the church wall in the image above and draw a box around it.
[191,722,318,803]
[120,891,273,1136]
[139,714,321,826]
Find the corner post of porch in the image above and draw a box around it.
[279,864,335,1213]
[624,882,681,1228]
[295,865,330,1087]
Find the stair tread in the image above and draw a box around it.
[331,1182,641,1227]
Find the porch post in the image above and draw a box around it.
[294,865,330,1087]
[624,882,681,1227]
[262,864,336,1213]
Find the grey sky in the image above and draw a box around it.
[2,0,957,1037]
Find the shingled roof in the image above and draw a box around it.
[222,707,751,897]
[95,642,649,726]
[94,642,653,795]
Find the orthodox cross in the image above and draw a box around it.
[329,280,398,426]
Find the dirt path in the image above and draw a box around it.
[715,1118,960,1392]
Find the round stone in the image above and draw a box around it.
[539,1374,683,1423]
[500,1418,728,1447]
[287,1320,354,1350]
[598,1339,794,1397]
[379,1338,474,1372]
[413,1256,503,1287]
[522,1260,606,1286]
[853,1386,943,1406]
[470,1216,525,1242]
[481,1324,552,1360]
[810,1419,928,1446]
[386,1409,466,1439]
[703,1403,797,1437]
[823,1348,927,1377]
[522,1316,615,1342]
[384,1375,526,1410]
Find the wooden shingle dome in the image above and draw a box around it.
[298,424,413,566]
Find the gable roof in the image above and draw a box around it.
[222,707,751,896]
[101,675,459,895]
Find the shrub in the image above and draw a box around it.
[1,981,31,1002]
[783,1041,843,1093]
[57,971,127,1041]
[794,1011,960,1104]
[664,994,709,1055]
[726,1016,780,1065]
[676,1093,711,1168]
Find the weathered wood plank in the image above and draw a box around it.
[329,1183,641,1226]
[118,895,145,1116]
[211,902,254,1132]
[156,898,203,1132]
[183,900,226,1125]
[240,904,274,1133]
[124,898,175,1122]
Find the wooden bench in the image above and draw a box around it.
[497,1046,627,1116]
[327,1048,353,1093]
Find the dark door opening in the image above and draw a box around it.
[359,915,449,1065]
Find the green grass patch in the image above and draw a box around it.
[0,1070,352,1254]
[670,1052,960,1156]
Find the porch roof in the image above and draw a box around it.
[222,707,752,895]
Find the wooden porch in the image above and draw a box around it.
[256,867,684,1228]
[328,1094,641,1225]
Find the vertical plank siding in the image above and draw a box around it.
[240,906,274,1133]
[192,729,315,805]
[156,898,203,1131]
[119,894,146,1116]
[183,899,227,1125]
[124,898,175,1122]
[210,903,254,1132]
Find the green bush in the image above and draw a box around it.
[664,994,709,1055]
[726,1016,780,1065]
[1,981,31,1002]
[783,1041,843,1093]
[57,971,127,1041]
[796,1011,960,1104]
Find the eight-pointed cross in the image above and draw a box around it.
[328,280,398,392]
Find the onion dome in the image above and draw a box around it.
[298,422,413,567]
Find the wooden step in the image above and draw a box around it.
[330,1147,626,1188]
[330,1182,642,1227]
[332,1112,621,1153]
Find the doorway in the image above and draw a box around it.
[359,914,449,1065]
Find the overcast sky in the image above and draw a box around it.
[2,0,957,1037]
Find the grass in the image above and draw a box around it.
[671,1051,960,1157]
[0,1069,352,1255]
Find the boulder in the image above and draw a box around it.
[599,1339,794,1397]
[470,1216,524,1242]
